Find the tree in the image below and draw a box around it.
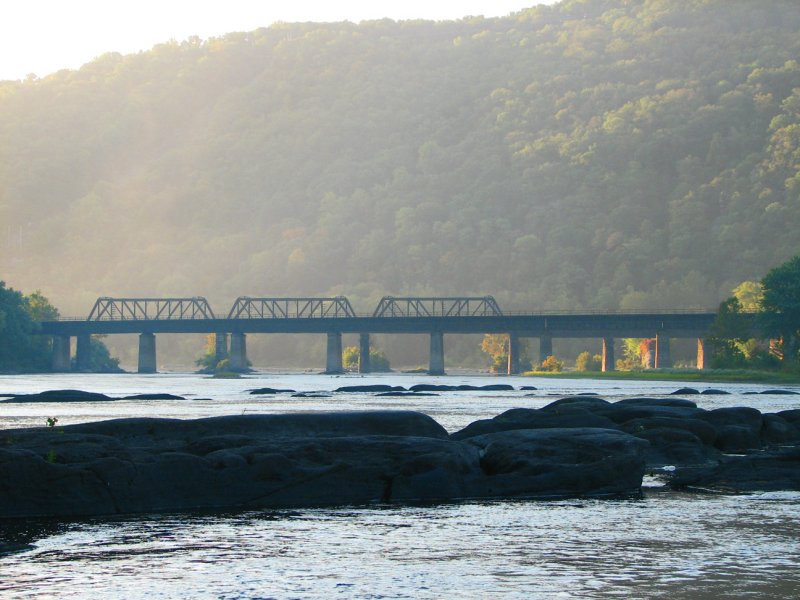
[0,282,56,372]
[760,254,800,365]
[480,334,531,373]
[342,346,391,372]
[576,351,602,371]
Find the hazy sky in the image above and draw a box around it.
[0,1,556,81]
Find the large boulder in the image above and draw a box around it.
[697,407,763,452]
[463,428,648,499]
[450,407,617,440]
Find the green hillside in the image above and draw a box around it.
[2,0,799,364]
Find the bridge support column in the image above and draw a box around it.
[215,333,228,365]
[359,333,371,374]
[138,333,157,374]
[76,334,92,372]
[696,338,707,370]
[51,335,71,372]
[326,332,344,374]
[602,337,615,372]
[655,335,671,369]
[230,333,247,371]
[507,333,521,375]
[539,335,553,364]
[429,332,445,375]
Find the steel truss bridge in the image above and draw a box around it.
[41,295,725,375]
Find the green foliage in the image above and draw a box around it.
[342,346,391,372]
[0,282,55,372]
[576,351,602,372]
[71,335,123,372]
[1,1,800,371]
[539,355,564,372]
[480,334,531,373]
[760,254,800,364]
[46,417,58,428]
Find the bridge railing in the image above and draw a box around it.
[372,296,504,317]
[86,297,216,320]
[227,297,357,319]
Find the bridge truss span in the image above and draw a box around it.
[87,297,216,321]
[227,296,357,319]
[372,296,503,318]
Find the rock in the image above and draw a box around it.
[335,385,406,393]
[616,397,698,409]
[760,389,799,395]
[618,416,717,445]
[1,389,113,403]
[463,428,648,498]
[451,407,617,440]
[701,389,730,395]
[541,396,611,411]
[761,414,800,445]
[620,426,719,467]
[477,384,516,391]
[0,411,653,518]
[519,386,537,390]
[291,393,332,398]
[778,410,800,425]
[671,387,700,395]
[122,393,186,400]
[697,407,763,452]
[249,388,296,395]
[668,447,800,492]
[409,384,457,392]
[375,392,439,397]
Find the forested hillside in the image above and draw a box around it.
[2,0,799,351]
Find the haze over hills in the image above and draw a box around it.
[2,0,800,366]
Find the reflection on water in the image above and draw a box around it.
[1,372,799,598]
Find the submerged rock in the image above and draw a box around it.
[1,390,113,403]
[248,388,296,395]
[335,385,406,393]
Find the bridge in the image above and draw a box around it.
[40,296,720,374]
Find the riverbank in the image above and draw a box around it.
[523,368,800,384]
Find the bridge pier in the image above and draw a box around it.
[655,335,671,369]
[429,332,445,375]
[215,333,228,365]
[602,337,615,372]
[697,338,707,370]
[230,333,247,371]
[76,334,92,372]
[326,332,344,374]
[507,333,521,375]
[359,333,371,374]
[138,333,157,374]
[539,335,553,364]
[51,335,71,372]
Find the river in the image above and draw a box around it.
[1,372,799,599]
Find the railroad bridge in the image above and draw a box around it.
[40,296,720,374]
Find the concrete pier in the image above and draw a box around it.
[215,333,229,365]
[539,335,553,364]
[359,333,371,374]
[138,333,157,374]
[76,334,92,372]
[326,332,344,374]
[655,335,671,369]
[230,333,247,371]
[696,338,707,370]
[507,333,521,375]
[429,332,445,375]
[51,335,71,372]
[602,337,615,372]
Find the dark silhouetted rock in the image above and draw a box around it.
[122,393,186,400]
[698,407,763,452]
[761,414,800,445]
[1,390,113,403]
[541,396,611,411]
[671,387,700,395]
[464,428,648,498]
[519,386,537,391]
[701,389,730,395]
[616,397,698,409]
[409,384,457,392]
[249,388,296,395]
[760,389,799,395]
[778,410,800,425]
[668,447,800,492]
[477,384,515,391]
[451,407,617,440]
[375,392,438,397]
[335,385,406,393]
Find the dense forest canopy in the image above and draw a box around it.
[2,0,800,365]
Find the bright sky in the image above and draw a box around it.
[0,1,556,81]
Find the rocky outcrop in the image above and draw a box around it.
[0,410,647,519]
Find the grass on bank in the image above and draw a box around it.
[522,368,800,384]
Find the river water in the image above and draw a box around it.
[1,372,799,599]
